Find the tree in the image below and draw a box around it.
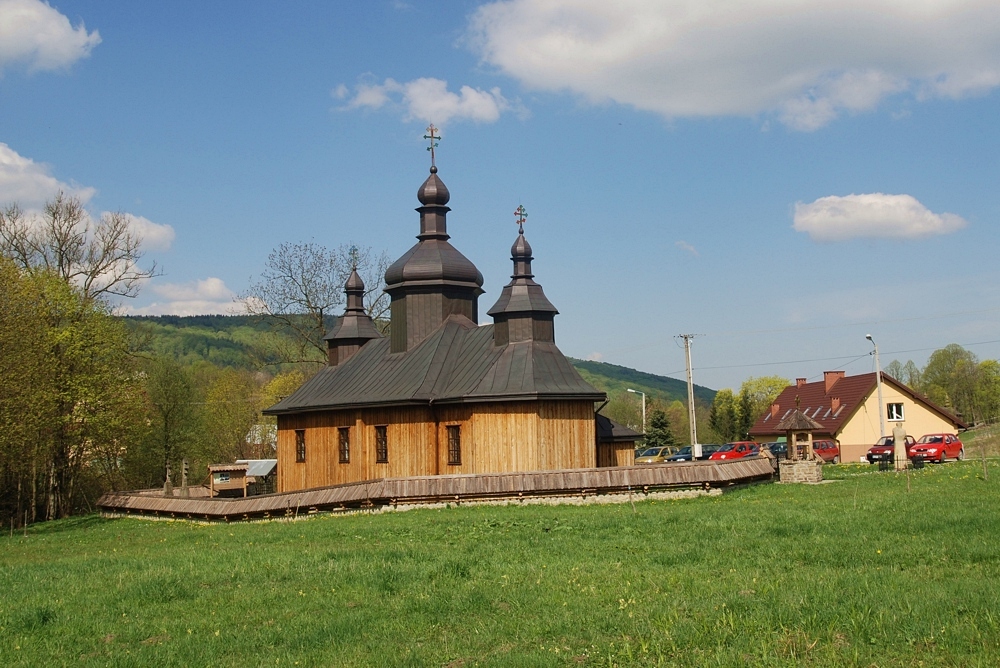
[0,192,158,302]
[735,375,790,437]
[921,344,980,421]
[645,409,676,449]
[143,357,200,487]
[0,261,147,521]
[203,369,263,462]
[709,388,739,442]
[240,242,391,366]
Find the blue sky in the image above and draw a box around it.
[2,0,1000,391]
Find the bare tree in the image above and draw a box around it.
[240,242,391,364]
[0,192,158,303]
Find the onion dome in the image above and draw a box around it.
[489,208,558,345]
[417,166,450,206]
[324,267,382,366]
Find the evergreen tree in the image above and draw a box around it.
[645,409,676,449]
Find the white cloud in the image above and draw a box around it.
[0,142,174,250]
[0,142,94,206]
[0,0,100,74]
[467,0,1000,130]
[127,277,237,316]
[338,76,517,125]
[122,213,174,251]
[793,193,967,242]
[675,240,698,256]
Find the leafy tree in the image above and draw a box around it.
[645,409,676,449]
[736,375,789,437]
[240,242,390,365]
[709,388,739,442]
[203,369,263,462]
[142,357,200,487]
[921,344,980,421]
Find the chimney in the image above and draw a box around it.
[796,378,807,388]
[831,397,841,413]
[770,403,780,418]
[824,370,846,393]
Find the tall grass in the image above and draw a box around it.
[2,460,999,666]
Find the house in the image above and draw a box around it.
[263,159,615,493]
[748,371,967,463]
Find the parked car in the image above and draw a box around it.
[708,441,759,461]
[908,433,964,463]
[635,445,675,464]
[664,444,722,462]
[764,442,787,458]
[813,439,841,464]
[866,435,916,464]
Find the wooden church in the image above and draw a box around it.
[264,148,635,492]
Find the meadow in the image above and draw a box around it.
[2,460,999,667]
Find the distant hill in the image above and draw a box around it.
[569,359,716,406]
[122,316,715,403]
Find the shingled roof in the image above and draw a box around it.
[264,314,605,415]
[748,371,966,437]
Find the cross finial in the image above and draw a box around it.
[514,204,527,234]
[349,245,359,269]
[423,124,440,168]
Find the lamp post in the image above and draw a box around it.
[627,388,646,434]
[866,334,886,439]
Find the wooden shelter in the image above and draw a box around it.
[264,158,609,493]
[774,409,824,460]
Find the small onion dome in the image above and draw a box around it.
[511,232,532,261]
[344,267,364,292]
[417,166,450,206]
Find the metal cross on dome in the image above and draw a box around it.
[423,124,440,167]
[349,245,359,269]
[514,204,527,234]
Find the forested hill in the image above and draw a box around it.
[122,315,714,402]
[570,359,716,405]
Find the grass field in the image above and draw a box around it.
[2,460,999,667]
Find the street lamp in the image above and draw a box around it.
[626,388,646,434]
[866,334,886,439]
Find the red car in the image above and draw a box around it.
[908,433,964,463]
[709,441,759,461]
[812,439,841,464]
[866,435,916,464]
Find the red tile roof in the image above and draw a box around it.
[748,372,966,437]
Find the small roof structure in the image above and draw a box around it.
[596,414,644,443]
[775,410,824,432]
[237,459,277,477]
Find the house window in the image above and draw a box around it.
[338,427,350,463]
[295,430,306,463]
[447,425,461,465]
[887,403,905,421]
[217,472,230,483]
[375,425,388,463]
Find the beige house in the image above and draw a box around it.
[749,371,967,463]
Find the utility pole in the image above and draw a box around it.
[866,334,886,438]
[679,334,700,458]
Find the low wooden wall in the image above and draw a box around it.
[97,458,775,522]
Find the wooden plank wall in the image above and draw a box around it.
[278,400,599,492]
[598,442,636,468]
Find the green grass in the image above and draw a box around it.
[3,462,1000,667]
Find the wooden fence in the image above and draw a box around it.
[97,458,775,522]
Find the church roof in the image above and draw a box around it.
[264,314,605,414]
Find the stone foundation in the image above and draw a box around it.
[779,459,823,483]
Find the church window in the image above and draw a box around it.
[338,427,350,463]
[447,425,461,465]
[295,430,306,463]
[375,425,388,463]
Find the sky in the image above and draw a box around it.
[2,0,1000,392]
